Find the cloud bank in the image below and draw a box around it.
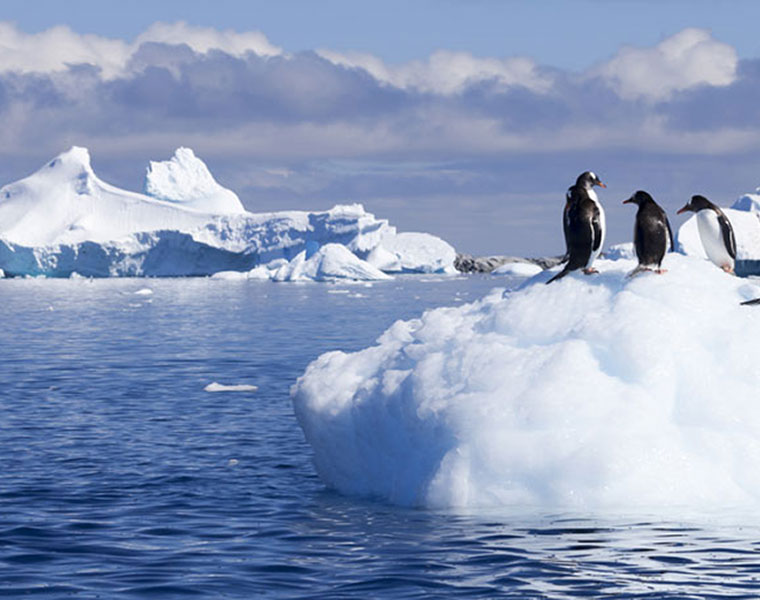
[0,22,756,256]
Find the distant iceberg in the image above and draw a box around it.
[292,254,760,512]
[145,147,246,215]
[0,147,457,279]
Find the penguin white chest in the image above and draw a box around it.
[696,210,734,268]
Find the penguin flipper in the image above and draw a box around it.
[717,212,737,259]
[741,297,760,306]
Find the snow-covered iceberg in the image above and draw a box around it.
[292,254,760,512]
[0,147,456,279]
[145,147,245,214]
[214,243,392,282]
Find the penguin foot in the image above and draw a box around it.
[721,264,735,275]
[655,268,667,274]
[582,268,599,275]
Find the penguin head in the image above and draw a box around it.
[576,171,606,190]
[677,194,714,215]
[623,190,655,207]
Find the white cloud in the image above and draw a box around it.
[593,28,737,101]
[317,48,553,95]
[0,21,281,79]
[0,21,738,104]
[136,22,282,59]
[0,22,130,78]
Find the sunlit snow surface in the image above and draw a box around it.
[293,254,760,512]
[0,147,456,278]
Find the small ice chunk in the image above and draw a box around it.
[204,382,258,393]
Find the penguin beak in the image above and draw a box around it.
[676,204,691,215]
[596,181,607,188]
[622,197,633,204]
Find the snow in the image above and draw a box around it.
[732,192,760,213]
[145,147,245,214]
[490,261,543,277]
[0,148,456,279]
[292,253,760,512]
[271,244,392,282]
[366,232,457,274]
[604,242,636,260]
[0,147,212,247]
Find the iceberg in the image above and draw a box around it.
[367,232,457,274]
[145,147,246,214]
[732,189,760,213]
[292,254,760,512]
[234,243,392,282]
[0,147,456,279]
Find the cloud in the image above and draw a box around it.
[135,22,282,59]
[0,21,281,79]
[0,22,130,78]
[0,21,759,257]
[317,48,553,95]
[592,28,738,101]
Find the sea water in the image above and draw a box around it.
[1,275,760,599]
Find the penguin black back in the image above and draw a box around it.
[623,190,673,271]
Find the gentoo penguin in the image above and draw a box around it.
[547,171,607,284]
[623,190,673,276]
[676,195,736,274]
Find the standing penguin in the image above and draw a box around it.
[623,190,674,276]
[547,171,607,284]
[676,195,736,274]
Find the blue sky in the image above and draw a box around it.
[0,1,759,256]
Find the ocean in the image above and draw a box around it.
[2,275,759,599]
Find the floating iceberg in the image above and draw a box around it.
[367,232,457,274]
[292,254,760,512]
[0,148,456,279]
[225,243,393,282]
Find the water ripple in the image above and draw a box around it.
[2,277,760,598]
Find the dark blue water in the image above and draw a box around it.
[2,275,760,599]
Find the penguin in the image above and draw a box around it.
[623,190,674,276]
[676,195,736,274]
[547,171,606,284]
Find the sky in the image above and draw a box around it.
[0,0,759,256]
